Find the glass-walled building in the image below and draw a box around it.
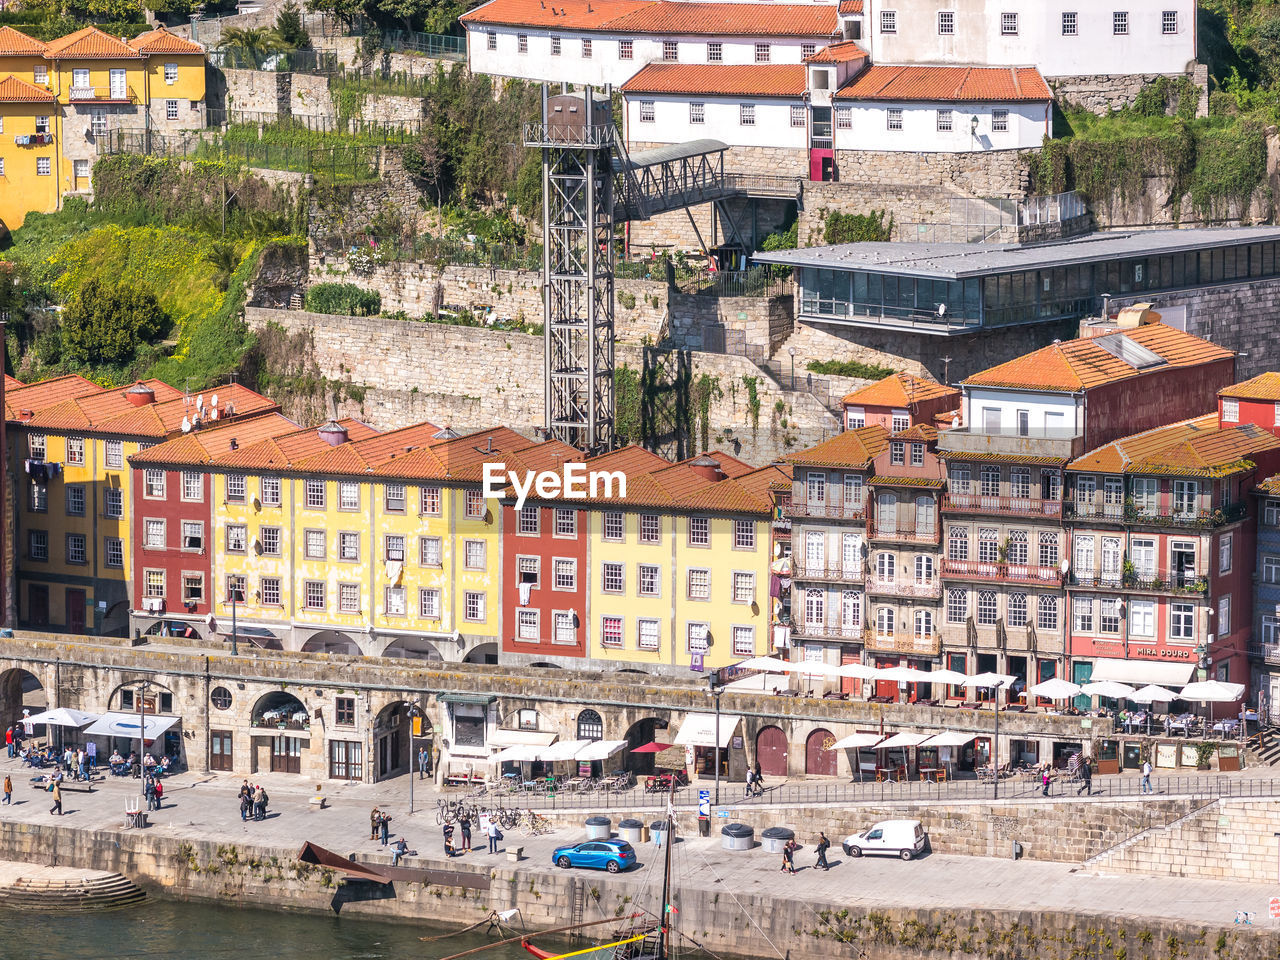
[754,227,1280,336]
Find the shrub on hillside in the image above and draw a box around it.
[305,282,381,316]
[61,278,170,367]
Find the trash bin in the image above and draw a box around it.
[760,826,794,854]
[585,815,612,840]
[721,822,754,851]
[618,818,644,844]
[698,816,710,837]
[650,820,672,848]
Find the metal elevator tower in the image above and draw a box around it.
[526,85,616,455]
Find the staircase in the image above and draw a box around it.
[0,873,145,913]
[1243,725,1280,766]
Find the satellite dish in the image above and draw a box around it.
[181,416,191,433]
[211,393,219,409]
[196,393,205,411]
[937,303,947,318]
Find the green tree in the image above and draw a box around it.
[218,26,288,65]
[274,1,310,49]
[61,278,170,367]
[304,0,367,29]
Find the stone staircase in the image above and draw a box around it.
[0,873,145,913]
[1243,725,1280,766]
[1081,799,1218,870]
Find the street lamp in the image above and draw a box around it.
[227,579,245,657]
[788,347,796,391]
[406,698,425,815]
[707,671,725,806]
[991,679,1007,800]
[132,678,154,780]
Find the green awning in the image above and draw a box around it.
[438,693,497,706]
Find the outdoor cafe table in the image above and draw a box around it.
[918,767,940,783]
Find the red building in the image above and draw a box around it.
[841,373,959,433]
[127,414,300,638]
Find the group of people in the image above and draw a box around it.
[238,781,270,821]
[779,832,831,874]
[743,762,765,798]
[143,775,165,811]
[370,806,394,845]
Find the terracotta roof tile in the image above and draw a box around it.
[6,375,100,421]
[1069,414,1280,478]
[290,420,443,475]
[17,379,182,429]
[606,1,836,36]
[963,325,1234,393]
[893,423,938,442]
[1257,475,1280,496]
[868,475,945,487]
[461,0,655,30]
[370,427,535,481]
[208,418,379,470]
[127,413,300,466]
[622,62,807,97]
[842,372,958,408]
[46,26,141,59]
[786,424,890,469]
[22,381,280,437]
[1220,372,1280,402]
[835,65,1051,102]
[837,0,862,12]
[803,40,868,64]
[0,26,47,56]
[4,375,20,389]
[0,74,55,102]
[128,26,203,55]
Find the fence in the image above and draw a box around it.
[381,29,466,60]
[898,191,1087,244]
[761,358,834,412]
[684,266,787,299]
[212,47,340,72]
[206,109,422,139]
[315,233,543,271]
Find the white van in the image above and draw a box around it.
[841,819,928,861]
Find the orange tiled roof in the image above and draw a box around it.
[3,375,20,389]
[1258,475,1280,496]
[0,75,55,102]
[963,325,1234,393]
[462,0,654,29]
[45,26,141,59]
[786,424,890,469]
[128,26,203,55]
[835,65,1051,102]
[21,381,281,438]
[606,1,836,36]
[7,375,108,422]
[0,26,47,56]
[837,0,863,13]
[893,423,938,442]
[207,418,379,470]
[842,372,958,408]
[288,420,445,475]
[367,426,533,481]
[803,40,867,64]
[622,63,807,97]
[1220,372,1280,402]
[127,413,300,466]
[1069,414,1280,478]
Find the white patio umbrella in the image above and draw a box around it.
[925,669,971,685]
[1129,684,1180,703]
[829,732,885,750]
[876,732,931,749]
[22,708,98,727]
[961,672,1016,688]
[876,666,931,683]
[785,660,844,678]
[734,656,792,673]
[1080,680,1137,699]
[837,662,881,679]
[918,732,976,747]
[1026,678,1082,699]
[1179,680,1245,702]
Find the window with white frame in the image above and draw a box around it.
[992,109,1008,132]
[181,573,203,604]
[36,157,50,176]
[182,521,203,551]
[304,479,324,509]
[804,588,825,625]
[1173,479,1198,516]
[640,515,660,542]
[948,526,969,561]
[339,583,359,613]
[875,606,894,637]
[734,520,755,549]
[915,609,933,639]
[383,534,406,562]
[104,537,123,569]
[144,518,165,549]
[582,38,592,57]
[978,527,999,563]
[1113,10,1128,34]
[1162,9,1177,32]
[602,615,623,648]
[1073,595,1094,632]
[690,102,705,124]
[1265,616,1280,645]
[937,109,952,132]
[732,571,755,603]
[754,42,770,62]
[639,101,655,123]
[602,562,624,593]
[1264,555,1280,584]
[836,105,852,129]
[688,517,710,546]
[949,463,971,494]
[1129,598,1154,636]
[731,625,755,656]
[880,9,896,31]
[806,471,827,504]
[639,564,660,596]
[604,512,624,540]
[1170,602,1195,641]
[1001,11,1017,33]
[687,568,710,600]
[890,441,905,466]
[635,618,660,650]
[1038,531,1059,567]
[304,580,325,610]
[304,529,326,559]
[165,99,178,121]
[802,41,816,57]
[463,539,485,569]
[707,41,722,61]
[841,590,862,626]
[222,474,244,503]
[1220,532,1233,574]
[420,485,440,515]
[384,483,406,513]
[1036,595,1058,630]
[65,485,84,516]
[419,588,440,619]
[29,482,46,513]
[662,40,677,60]
[257,476,280,507]
[1268,500,1280,526]
[518,505,539,534]
[619,38,632,58]
[464,591,485,622]
[554,508,576,537]
[550,35,561,55]
[876,552,895,582]
[385,586,407,617]
[1222,398,1239,422]
[486,31,496,49]
[740,103,755,126]
[33,65,46,85]
[338,531,359,561]
[887,108,903,130]
[554,611,576,644]
[977,590,998,624]
[554,559,577,591]
[938,9,954,33]
[143,569,163,598]
[790,104,805,127]
[419,536,441,567]
[517,556,539,586]
[946,588,967,623]
[1061,10,1078,34]
[261,526,282,556]
[225,524,246,553]
[144,469,165,498]
[465,488,484,518]
[27,531,47,562]
[1219,594,1231,634]
[844,474,864,508]
[66,534,86,565]
[1007,529,1028,565]
[261,577,283,606]
[915,555,934,583]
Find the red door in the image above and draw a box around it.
[756,725,788,777]
[875,658,899,701]
[66,589,86,634]
[28,586,48,628]
[840,651,860,696]
[805,729,837,776]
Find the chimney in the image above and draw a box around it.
[230,439,239,451]
[318,419,349,446]
[125,383,156,407]
[433,426,460,440]
[689,454,725,482]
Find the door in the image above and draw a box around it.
[73,159,89,190]
[875,656,898,701]
[65,589,86,634]
[72,68,89,92]
[28,585,49,628]
[805,728,837,776]
[1072,661,1093,713]
[1007,655,1027,704]
[210,730,233,771]
[270,735,302,773]
[109,69,126,99]
[876,493,897,536]
[756,725,788,777]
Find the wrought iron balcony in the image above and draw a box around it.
[864,631,941,656]
[866,576,942,598]
[790,621,863,641]
[788,497,867,521]
[791,560,864,583]
[942,559,1064,585]
[1067,500,1248,529]
[69,85,136,103]
[1247,641,1280,665]
[1072,568,1209,595]
[943,493,1063,518]
[869,524,940,544]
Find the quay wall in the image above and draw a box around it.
[0,822,1271,960]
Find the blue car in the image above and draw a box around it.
[552,839,637,873]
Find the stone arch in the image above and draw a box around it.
[373,700,414,780]
[463,642,499,665]
[251,690,308,731]
[382,636,445,661]
[142,619,209,642]
[100,601,132,637]
[530,662,562,669]
[108,679,175,713]
[622,716,669,775]
[577,708,604,741]
[0,667,47,735]
[755,724,788,778]
[301,631,361,656]
[805,727,838,777]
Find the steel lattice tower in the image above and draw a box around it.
[527,85,616,455]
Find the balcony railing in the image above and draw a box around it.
[870,524,940,543]
[791,560,864,583]
[866,576,942,598]
[251,717,311,732]
[1247,641,1280,665]
[942,559,1064,585]
[788,498,867,521]
[790,621,863,641]
[943,493,1063,518]
[1064,501,1125,521]
[1067,501,1248,529]
[1072,569,1209,595]
[69,85,136,103]
[864,631,942,656]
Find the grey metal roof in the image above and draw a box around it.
[615,139,728,171]
[752,226,1280,279]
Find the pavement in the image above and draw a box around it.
[0,755,1277,931]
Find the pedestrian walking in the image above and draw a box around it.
[1076,758,1092,796]
[49,781,62,816]
[370,807,381,841]
[781,839,798,875]
[3,774,11,805]
[76,749,86,783]
[752,762,764,797]
[144,777,157,811]
[743,769,754,799]
[86,741,96,773]
[487,817,501,854]
[380,811,392,846]
[419,746,429,780]
[459,813,471,853]
[5,724,13,758]
[1041,767,1052,797]
[1140,759,1153,794]
[815,832,831,871]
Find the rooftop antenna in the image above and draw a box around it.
[941,356,953,385]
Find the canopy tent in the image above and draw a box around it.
[489,730,557,750]
[919,732,976,748]
[492,743,544,763]
[1080,680,1137,699]
[876,732,931,750]
[837,662,881,679]
[1179,680,1246,702]
[1026,678,1082,698]
[961,672,1017,688]
[876,667,932,683]
[724,673,776,692]
[733,656,792,673]
[829,733,885,750]
[673,713,741,749]
[574,740,628,762]
[1129,684,1181,704]
[630,741,674,754]
[786,660,843,677]
[83,712,180,740]
[22,708,99,728]
[1088,657,1194,687]
[539,739,594,762]
[925,669,970,685]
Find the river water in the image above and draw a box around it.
[1,900,549,960]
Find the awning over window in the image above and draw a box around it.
[1087,658,1195,687]
[489,730,557,750]
[83,712,180,740]
[438,693,496,706]
[673,712,741,749]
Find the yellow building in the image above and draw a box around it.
[0,24,207,228]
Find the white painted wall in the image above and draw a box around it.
[862,0,1195,77]
[466,25,824,86]
[625,93,809,148]
[962,387,1083,435]
[837,99,1047,152]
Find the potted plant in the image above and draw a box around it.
[1121,558,1137,587]
[1194,741,1216,770]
